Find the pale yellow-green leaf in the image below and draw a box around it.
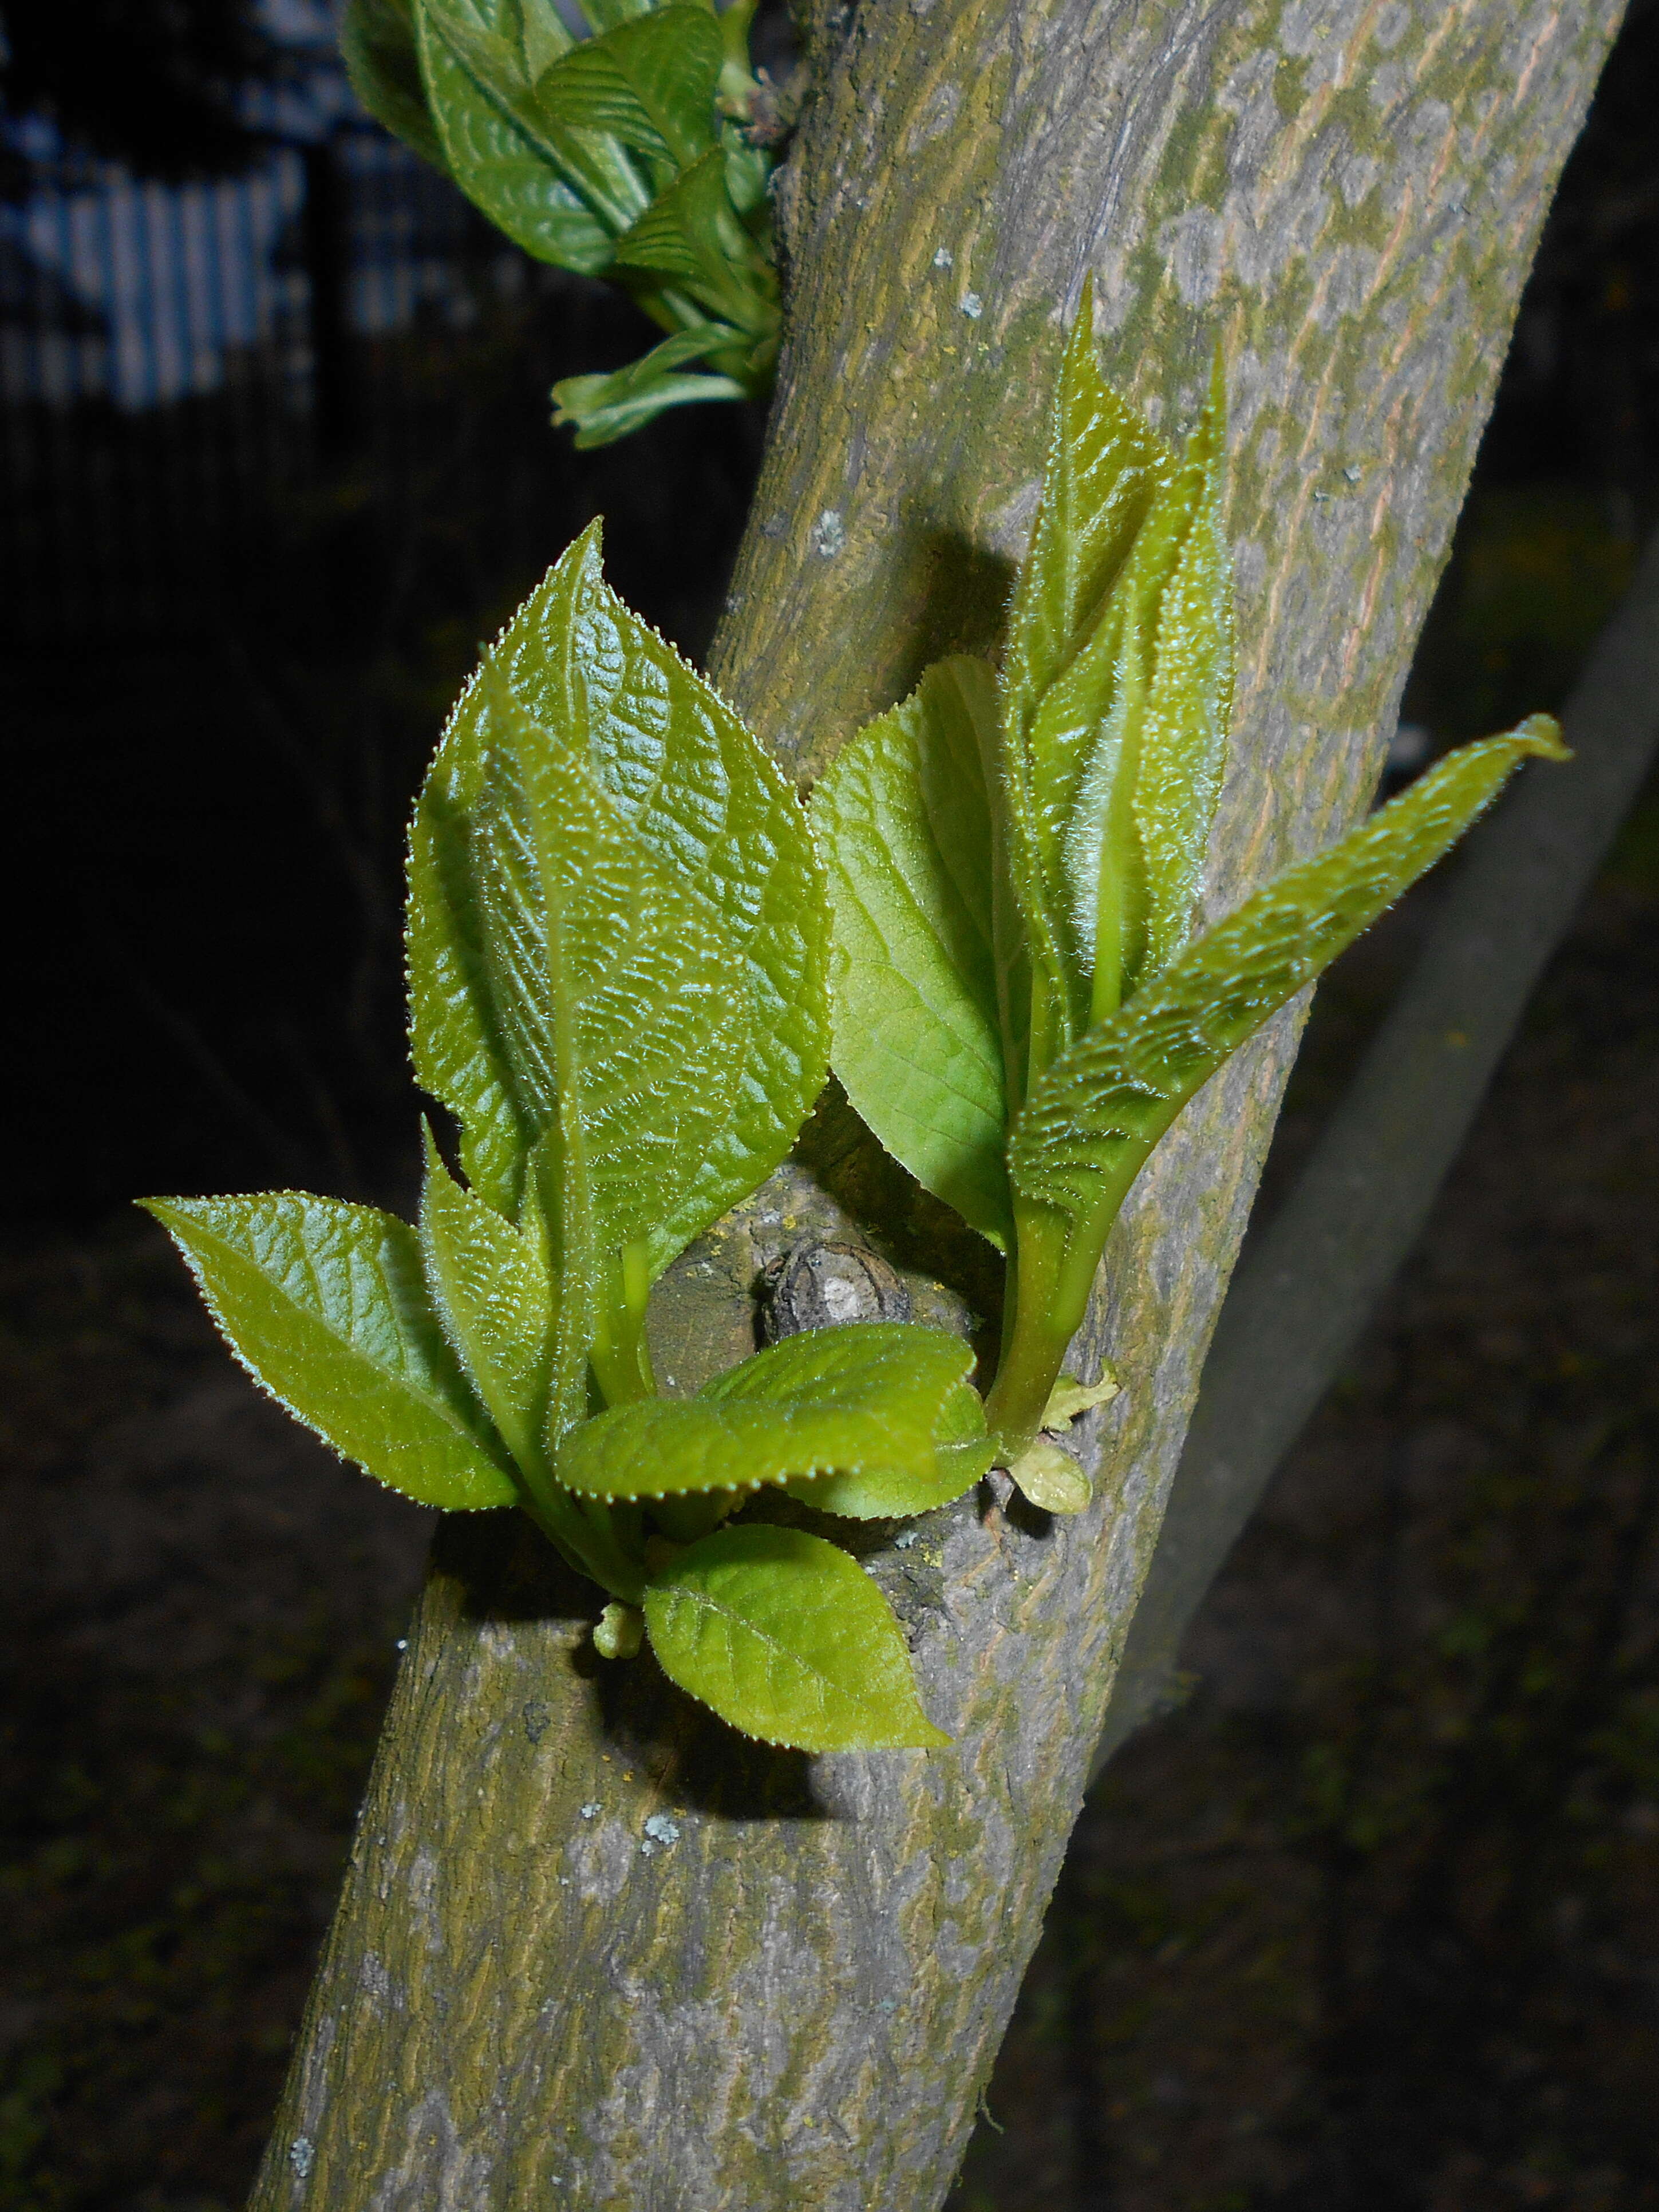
[1041,1368,1120,1427]
[141,1193,516,1510]
[1010,720,1570,1321]
[418,1129,553,1478]
[813,657,1014,1249]
[556,1322,993,1514]
[1006,1439,1092,1515]
[406,523,827,1287]
[643,1523,950,1750]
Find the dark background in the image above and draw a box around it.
[2,1,1656,2206]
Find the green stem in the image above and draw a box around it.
[1024,962,1066,1117]
[519,1480,646,1606]
[983,1200,1076,1451]
[588,1238,657,1408]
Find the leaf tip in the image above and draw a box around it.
[1514,712,1570,764]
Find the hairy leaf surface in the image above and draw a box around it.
[141,1194,516,1510]
[814,658,1014,1249]
[1010,720,1568,1256]
[1001,283,1173,744]
[418,1131,552,1476]
[643,1523,950,1750]
[410,523,824,1260]
[998,287,1173,1012]
[1047,356,1233,1021]
[557,1322,992,1512]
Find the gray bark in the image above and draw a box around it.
[1096,522,1659,1773]
[250,2,1627,2206]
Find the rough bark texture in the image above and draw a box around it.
[1093,522,1659,1774]
[250,4,1624,2206]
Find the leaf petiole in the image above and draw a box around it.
[520,1480,647,1606]
[588,1238,658,1408]
[983,1200,1075,1451]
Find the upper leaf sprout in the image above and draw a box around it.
[341,0,782,445]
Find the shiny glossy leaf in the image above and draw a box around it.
[1010,720,1569,1268]
[141,1193,516,1510]
[535,5,722,167]
[471,673,746,1238]
[493,524,825,1264]
[416,0,642,262]
[557,1321,992,1514]
[418,1129,552,1478]
[813,657,1015,1249]
[340,0,447,170]
[407,524,826,1312]
[473,671,745,1433]
[643,1523,950,1750]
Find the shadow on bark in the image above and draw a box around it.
[432,1512,831,1820]
[890,526,1017,702]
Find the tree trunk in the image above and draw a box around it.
[250,3,1625,2205]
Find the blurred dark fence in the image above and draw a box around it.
[0,121,557,643]
[1,92,762,1221]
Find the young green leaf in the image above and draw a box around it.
[998,284,1174,1021]
[469,672,748,1246]
[611,147,769,330]
[1002,281,1174,741]
[551,322,746,449]
[415,0,641,264]
[1041,1368,1120,1426]
[642,1523,950,1751]
[418,1128,552,1478]
[1006,1438,1092,1515]
[140,1194,516,1511]
[406,681,534,1222]
[813,657,1015,1249]
[534,5,722,168]
[1046,354,1233,1022]
[556,1321,993,1513]
[340,0,448,171]
[1009,717,1569,1321]
[465,669,753,1433]
[410,522,826,1270]
[517,0,574,83]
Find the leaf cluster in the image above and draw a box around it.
[342,0,779,444]
[146,298,1567,1752]
[145,525,980,1753]
[811,285,1567,1465]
